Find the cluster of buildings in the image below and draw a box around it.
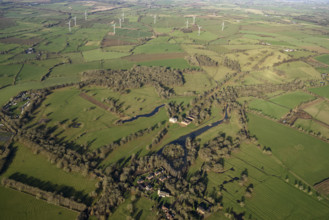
[136,168,170,196]
[169,115,196,126]
[161,205,175,220]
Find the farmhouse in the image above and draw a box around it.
[169,117,178,123]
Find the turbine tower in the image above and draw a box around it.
[222,21,225,31]
[73,16,77,26]
[186,19,189,29]
[85,10,87,21]
[119,18,122,28]
[193,16,196,25]
[198,25,201,36]
[67,20,71,32]
[154,15,157,24]
[112,23,116,35]
[122,12,125,22]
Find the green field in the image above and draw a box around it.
[248,113,329,185]
[309,85,329,99]
[248,98,289,119]
[303,100,329,125]
[2,142,97,193]
[0,186,78,220]
[295,118,329,138]
[315,54,329,65]
[269,91,315,109]
[82,49,130,62]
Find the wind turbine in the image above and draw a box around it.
[222,21,225,31]
[122,12,125,22]
[112,23,116,35]
[119,18,122,28]
[198,25,201,36]
[186,19,189,29]
[85,10,87,21]
[154,14,157,24]
[193,16,196,25]
[73,16,77,26]
[67,20,71,32]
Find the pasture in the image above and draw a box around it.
[269,91,315,109]
[303,100,329,125]
[248,113,329,185]
[2,142,97,193]
[0,186,78,220]
[309,85,329,99]
[248,98,289,119]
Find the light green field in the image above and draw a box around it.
[82,49,130,62]
[110,196,154,220]
[133,37,183,54]
[303,100,329,125]
[137,58,192,69]
[248,113,329,185]
[249,98,289,119]
[309,85,329,99]
[269,91,315,109]
[16,64,47,83]
[315,54,329,65]
[0,186,78,220]
[173,72,214,95]
[295,118,329,137]
[275,61,321,80]
[2,142,97,193]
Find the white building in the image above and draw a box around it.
[169,117,178,123]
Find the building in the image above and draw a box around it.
[159,175,167,182]
[169,117,177,123]
[147,173,154,180]
[146,184,153,191]
[158,189,170,197]
[197,206,206,215]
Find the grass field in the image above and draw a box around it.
[295,119,329,137]
[0,186,78,220]
[309,85,329,99]
[248,113,329,185]
[269,91,315,109]
[110,196,154,220]
[2,142,97,193]
[248,98,289,119]
[82,49,130,62]
[303,100,329,125]
[315,54,329,65]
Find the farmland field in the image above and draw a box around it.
[248,113,329,185]
[269,91,315,109]
[0,186,78,220]
[248,98,289,119]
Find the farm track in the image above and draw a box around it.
[79,92,110,111]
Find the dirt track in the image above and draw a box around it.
[79,93,109,111]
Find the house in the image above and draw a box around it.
[158,189,170,197]
[155,169,162,176]
[137,178,144,184]
[197,206,206,215]
[145,184,153,191]
[159,175,167,182]
[169,117,178,123]
[147,173,154,180]
[181,119,192,126]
